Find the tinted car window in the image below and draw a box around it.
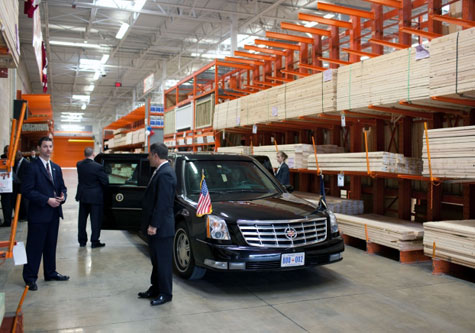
[184,160,280,201]
[104,161,139,185]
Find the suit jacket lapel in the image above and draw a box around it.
[37,158,55,187]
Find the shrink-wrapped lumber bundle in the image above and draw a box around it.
[285,69,337,119]
[337,46,431,111]
[423,220,475,269]
[335,213,424,251]
[308,152,422,175]
[213,101,228,130]
[217,146,252,155]
[244,89,270,125]
[430,27,475,98]
[422,125,475,178]
[267,84,286,121]
[294,192,364,215]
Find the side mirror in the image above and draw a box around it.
[284,184,294,193]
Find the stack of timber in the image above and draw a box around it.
[0,0,20,67]
[308,152,422,175]
[217,146,252,155]
[335,213,424,251]
[430,27,475,99]
[244,89,270,126]
[337,46,430,112]
[285,69,337,119]
[213,99,242,130]
[422,125,475,178]
[254,144,343,169]
[294,192,364,215]
[423,220,475,269]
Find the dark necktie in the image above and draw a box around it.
[46,162,57,196]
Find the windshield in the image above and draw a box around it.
[184,160,281,202]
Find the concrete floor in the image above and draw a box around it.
[1,169,475,332]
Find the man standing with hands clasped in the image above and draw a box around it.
[76,147,109,248]
[138,143,177,306]
[22,136,69,291]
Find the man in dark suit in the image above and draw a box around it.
[14,151,30,221]
[138,143,177,306]
[76,147,109,248]
[21,137,69,291]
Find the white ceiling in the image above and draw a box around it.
[19,0,372,129]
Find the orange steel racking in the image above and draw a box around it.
[163,0,475,221]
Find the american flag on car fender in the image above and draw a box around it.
[196,171,212,217]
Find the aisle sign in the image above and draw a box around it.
[415,44,430,61]
[338,173,344,187]
[143,73,154,94]
[341,114,346,127]
[271,106,278,117]
[323,69,333,82]
[252,124,257,134]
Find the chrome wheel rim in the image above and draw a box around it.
[175,229,190,272]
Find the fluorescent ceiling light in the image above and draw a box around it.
[72,95,90,102]
[116,23,130,39]
[304,21,318,28]
[133,0,147,12]
[93,71,101,81]
[81,104,87,110]
[61,112,84,116]
[100,54,110,63]
[324,14,335,19]
[61,124,85,131]
[50,41,103,49]
[84,84,95,92]
[190,52,227,59]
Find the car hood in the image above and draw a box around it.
[210,193,322,222]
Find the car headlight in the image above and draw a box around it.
[207,215,230,240]
[328,210,339,234]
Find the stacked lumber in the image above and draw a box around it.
[286,69,337,119]
[0,0,20,67]
[423,220,475,269]
[294,192,364,215]
[217,146,252,155]
[335,213,424,251]
[253,144,343,169]
[430,27,475,99]
[337,46,430,112]
[422,125,475,178]
[245,89,270,125]
[308,152,422,175]
[267,84,287,121]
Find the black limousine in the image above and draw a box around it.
[95,152,344,280]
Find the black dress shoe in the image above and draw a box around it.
[45,273,70,281]
[138,287,159,299]
[26,282,38,291]
[91,242,105,248]
[79,243,86,247]
[150,295,172,306]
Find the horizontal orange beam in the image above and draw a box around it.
[400,27,442,40]
[299,63,327,72]
[298,12,352,29]
[341,48,380,58]
[224,56,264,66]
[266,76,293,83]
[255,39,300,51]
[281,22,331,37]
[244,45,287,56]
[318,57,352,66]
[233,88,255,94]
[431,96,475,107]
[368,38,409,49]
[244,84,266,91]
[280,69,311,77]
[398,101,466,116]
[343,110,392,121]
[223,91,247,97]
[266,31,314,44]
[219,95,236,100]
[216,60,254,70]
[234,50,275,61]
[431,14,475,28]
[253,80,281,87]
[361,0,402,9]
[368,104,433,119]
[317,2,374,20]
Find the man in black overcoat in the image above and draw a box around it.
[76,147,109,248]
[138,143,177,306]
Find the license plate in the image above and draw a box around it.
[281,252,305,267]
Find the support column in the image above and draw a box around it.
[329,26,339,69]
[299,43,309,74]
[312,36,322,67]
[427,113,443,221]
[399,0,412,46]
[373,120,385,215]
[371,4,383,55]
[428,0,442,34]
[349,17,361,63]
[350,124,362,200]
[462,0,475,22]
[398,117,412,220]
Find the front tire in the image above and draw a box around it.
[173,224,206,280]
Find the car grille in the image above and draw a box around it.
[237,217,327,248]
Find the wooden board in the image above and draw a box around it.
[423,220,475,269]
[336,213,424,251]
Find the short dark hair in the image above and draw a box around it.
[38,137,53,147]
[150,143,168,159]
[84,147,94,157]
[278,151,288,161]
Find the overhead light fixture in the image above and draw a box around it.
[84,84,95,92]
[304,21,318,28]
[81,104,87,110]
[93,71,101,81]
[323,14,335,19]
[133,0,147,12]
[100,54,110,63]
[360,56,370,61]
[50,41,103,49]
[72,95,90,102]
[115,23,129,39]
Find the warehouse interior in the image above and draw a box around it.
[1,0,475,331]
